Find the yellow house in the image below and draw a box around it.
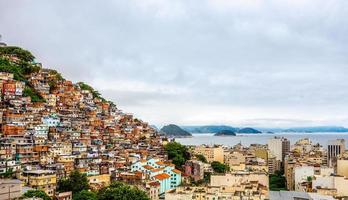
[194,146,224,163]
[23,170,57,197]
[87,174,111,190]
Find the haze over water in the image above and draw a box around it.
[175,133,348,148]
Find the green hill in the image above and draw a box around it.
[160,124,192,137]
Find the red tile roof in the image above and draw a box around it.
[154,173,170,180]
[171,169,181,174]
[143,165,154,170]
[151,167,165,172]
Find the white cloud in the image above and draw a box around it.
[1,0,348,127]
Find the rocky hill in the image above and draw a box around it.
[160,124,192,138]
[214,130,236,136]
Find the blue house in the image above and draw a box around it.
[131,158,182,194]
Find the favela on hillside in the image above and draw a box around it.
[1,1,348,200]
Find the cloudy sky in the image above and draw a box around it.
[1,0,348,127]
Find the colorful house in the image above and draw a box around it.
[131,158,182,194]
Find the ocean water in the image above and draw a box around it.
[175,133,348,148]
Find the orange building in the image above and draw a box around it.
[2,124,25,136]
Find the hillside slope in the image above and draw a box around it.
[160,124,192,137]
[0,46,158,141]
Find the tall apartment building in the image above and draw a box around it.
[194,146,224,163]
[268,137,290,162]
[327,139,345,167]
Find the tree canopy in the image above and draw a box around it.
[269,170,287,191]
[0,46,35,62]
[73,190,97,200]
[211,161,230,173]
[0,58,45,102]
[196,154,207,163]
[164,142,190,170]
[98,181,150,200]
[77,82,106,102]
[57,170,89,194]
[22,190,51,200]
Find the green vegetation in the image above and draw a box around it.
[0,58,44,102]
[77,82,106,102]
[160,124,192,137]
[73,190,98,200]
[49,69,64,81]
[204,172,211,183]
[57,170,89,194]
[0,168,14,178]
[48,69,64,92]
[57,171,149,200]
[0,58,27,82]
[0,47,46,102]
[23,86,45,102]
[0,46,35,62]
[196,154,207,163]
[22,190,51,200]
[164,142,190,170]
[211,161,230,173]
[269,170,287,191]
[98,181,149,200]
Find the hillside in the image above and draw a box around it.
[160,124,192,137]
[0,45,180,198]
[0,45,158,140]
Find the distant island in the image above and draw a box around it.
[214,130,236,136]
[181,125,348,133]
[182,125,239,133]
[282,126,348,133]
[237,128,262,134]
[160,124,192,138]
[181,125,262,134]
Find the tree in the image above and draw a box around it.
[211,161,230,173]
[204,172,211,183]
[77,82,106,102]
[22,190,51,200]
[57,170,89,194]
[196,154,207,163]
[269,170,287,191]
[73,190,97,200]
[164,142,190,170]
[98,181,150,200]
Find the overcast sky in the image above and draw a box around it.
[1,0,348,127]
